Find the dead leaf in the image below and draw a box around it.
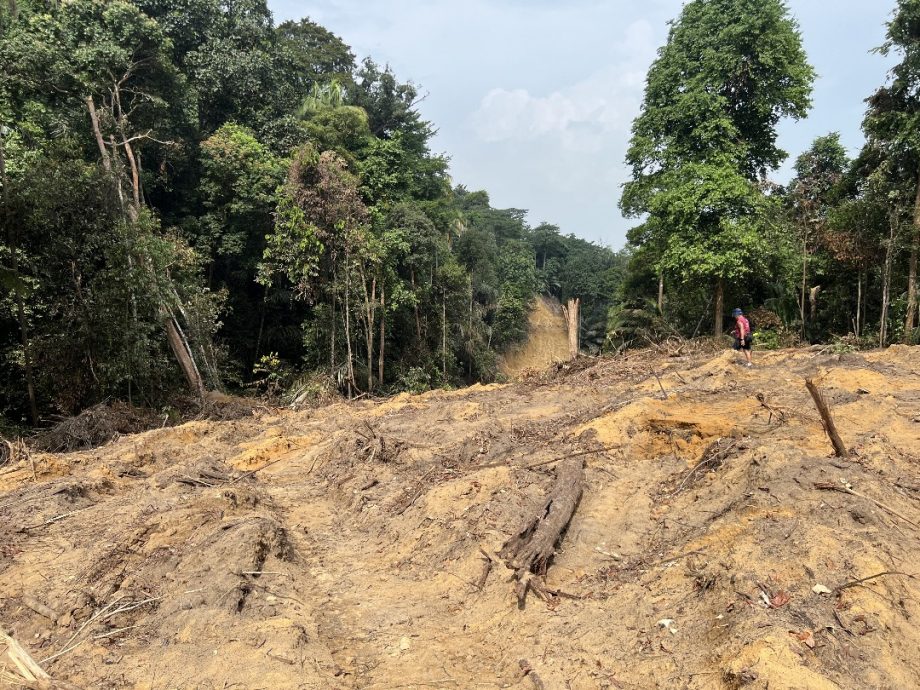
[770,591,791,608]
[791,629,816,649]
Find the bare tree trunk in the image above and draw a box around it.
[90,86,210,396]
[378,283,385,388]
[442,290,447,381]
[800,239,808,338]
[713,279,724,337]
[880,212,898,348]
[254,283,268,367]
[86,96,112,174]
[906,176,920,341]
[562,298,580,360]
[1,134,39,425]
[164,312,204,396]
[344,253,355,397]
[856,270,863,337]
[907,238,918,340]
[360,273,375,393]
[411,268,421,343]
[108,135,129,217]
[499,455,584,607]
[136,149,146,207]
[123,139,141,217]
[468,276,474,380]
[330,265,337,377]
[8,0,19,21]
[657,272,664,314]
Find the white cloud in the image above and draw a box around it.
[267,1,893,247]
[470,21,655,150]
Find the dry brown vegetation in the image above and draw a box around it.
[1,345,919,689]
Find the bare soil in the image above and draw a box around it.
[1,345,919,690]
[499,297,571,378]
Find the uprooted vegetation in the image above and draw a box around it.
[1,346,919,689]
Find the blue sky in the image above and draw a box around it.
[268,1,897,249]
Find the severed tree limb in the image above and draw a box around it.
[805,378,848,457]
[815,482,919,529]
[1,628,52,689]
[834,571,917,594]
[500,456,584,607]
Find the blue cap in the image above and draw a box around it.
[732,308,743,317]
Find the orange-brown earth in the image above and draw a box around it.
[1,345,919,690]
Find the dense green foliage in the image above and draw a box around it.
[0,0,620,424]
[616,0,920,350]
[621,0,814,337]
[3,0,920,428]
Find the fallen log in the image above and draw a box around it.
[500,456,584,607]
[805,378,848,458]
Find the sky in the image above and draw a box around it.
[268,0,898,250]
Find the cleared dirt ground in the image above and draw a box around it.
[1,345,919,690]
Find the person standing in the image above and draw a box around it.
[731,308,753,367]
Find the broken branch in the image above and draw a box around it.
[805,378,848,457]
[815,482,919,529]
[834,571,917,594]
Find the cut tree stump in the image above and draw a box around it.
[500,456,584,607]
[562,299,581,360]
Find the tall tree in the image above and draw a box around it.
[866,0,920,341]
[788,133,849,336]
[621,0,814,336]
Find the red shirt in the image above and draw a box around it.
[733,316,750,338]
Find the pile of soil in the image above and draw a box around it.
[1,346,918,689]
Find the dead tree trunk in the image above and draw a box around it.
[499,456,584,607]
[562,298,580,360]
[805,378,848,458]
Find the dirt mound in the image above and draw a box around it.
[1,346,919,689]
